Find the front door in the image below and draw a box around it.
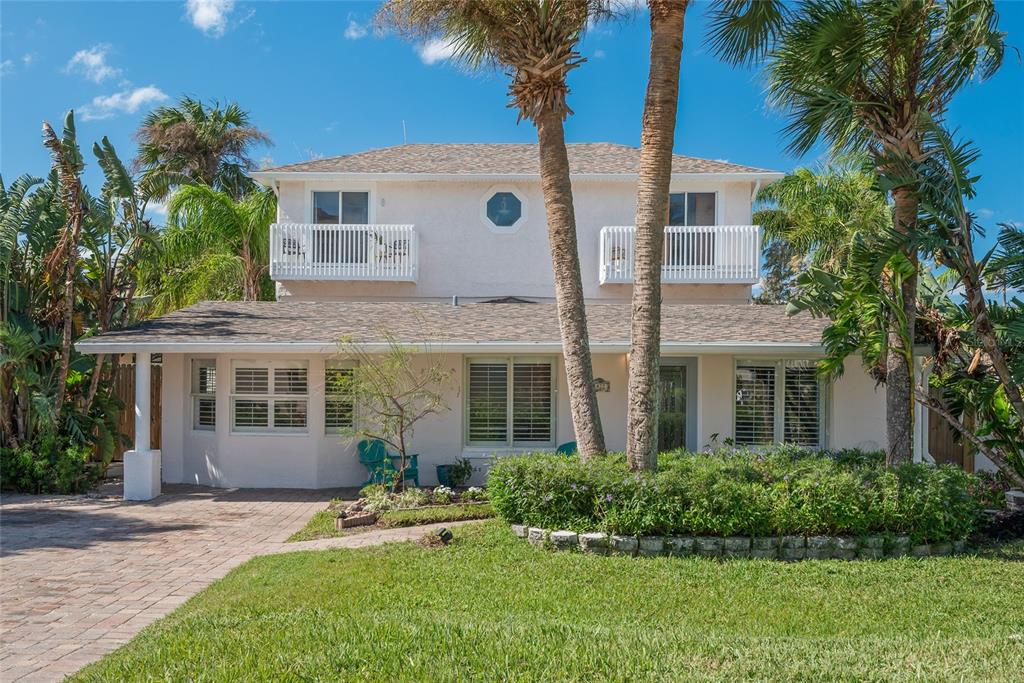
[658,365,687,452]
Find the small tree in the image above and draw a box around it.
[335,331,456,491]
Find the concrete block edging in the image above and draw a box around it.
[512,527,969,560]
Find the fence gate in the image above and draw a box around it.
[927,387,973,471]
[112,358,162,462]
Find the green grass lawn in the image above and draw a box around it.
[286,502,495,542]
[74,522,1024,682]
[378,502,494,528]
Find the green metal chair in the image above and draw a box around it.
[357,439,420,487]
[556,441,578,456]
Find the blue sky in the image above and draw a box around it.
[2,0,1022,244]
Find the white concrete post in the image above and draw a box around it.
[124,351,161,500]
[135,351,151,452]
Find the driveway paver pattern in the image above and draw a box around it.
[1,484,343,682]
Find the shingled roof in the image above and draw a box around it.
[76,301,827,353]
[255,143,778,176]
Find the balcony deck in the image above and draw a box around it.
[599,225,761,285]
[270,223,418,281]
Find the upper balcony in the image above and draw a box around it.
[270,223,418,282]
[599,225,761,285]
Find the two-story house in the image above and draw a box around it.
[78,143,929,499]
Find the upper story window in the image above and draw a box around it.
[313,191,369,225]
[311,192,370,264]
[668,192,716,226]
[487,192,522,227]
[480,186,526,233]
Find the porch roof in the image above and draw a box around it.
[75,301,829,355]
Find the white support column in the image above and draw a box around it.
[124,351,161,500]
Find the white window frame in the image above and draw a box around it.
[307,185,376,225]
[230,360,309,435]
[190,358,217,432]
[324,361,356,433]
[479,184,528,233]
[667,190,720,226]
[464,356,556,448]
[732,359,828,448]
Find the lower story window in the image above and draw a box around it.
[325,364,355,431]
[191,359,216,430]
[230,360,308,433]
[735,360,824,447]
[466,357,555,447]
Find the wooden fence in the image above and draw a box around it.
[111,360,162,462]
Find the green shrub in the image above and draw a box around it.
[1,441,101,494]
[486,447,984,543]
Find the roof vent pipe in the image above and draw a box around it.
[452,295,459,307]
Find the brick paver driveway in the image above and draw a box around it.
[0,484,340,682]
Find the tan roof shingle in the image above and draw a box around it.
[77,301,826,350]
[257,143,777,176]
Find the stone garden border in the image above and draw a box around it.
[511,525,968,560]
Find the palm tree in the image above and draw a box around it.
[626,0,690,471]
[135,96,271,200]
[708,0,1004,464]
[41,111,87,420]
[754,164,890,273]
[81,137,156,412]
[378,0,608,459]
[144,184,276,315]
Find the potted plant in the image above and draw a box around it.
[436,458,473,487]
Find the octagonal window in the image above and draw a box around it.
[486,192,522,228]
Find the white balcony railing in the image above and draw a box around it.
[270,223,418,281]
[599,225,761,285]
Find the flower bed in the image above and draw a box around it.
[487,447,984,545]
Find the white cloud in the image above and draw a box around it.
[22,53,35,66]
[79,85,169,121]
[416,38,457,65]
[186,0,235,37]
[977,208,995,219]
[0,59,13,76]
[145,199,168,220]
[344,19,368,40]
[593,49,606,58]
[65,44,121,83]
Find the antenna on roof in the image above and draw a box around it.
[402,120,407,145]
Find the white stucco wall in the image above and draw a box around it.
[274,178,755,304]
[159,350,896,490]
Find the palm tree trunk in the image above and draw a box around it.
[535,108,605,460]
[960,259,1024,424]
[53,238,80,419]
[627,0,689,471]
[886,188,917,465]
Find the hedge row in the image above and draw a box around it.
[486,447,983,543]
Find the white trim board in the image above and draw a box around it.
[76,340,830,355]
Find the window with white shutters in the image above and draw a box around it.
[467,362,509,445]
[735,364,776,445]
[230,361,308,433]
[735,360,824,447]
[191,359,216,430]
[325,365,355,431]
[467,358,555,447]
[784,362,821,447]
[512,362,554,444]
